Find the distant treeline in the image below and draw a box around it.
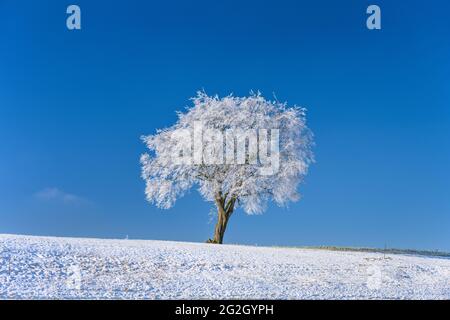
[291,246,450,258]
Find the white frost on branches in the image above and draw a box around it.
[140,92,314,214]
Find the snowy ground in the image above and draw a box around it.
[0,234,449,299]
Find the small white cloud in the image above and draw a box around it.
[34,187,88,205]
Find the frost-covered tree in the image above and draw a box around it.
[141,92,314,244]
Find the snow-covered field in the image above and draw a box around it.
[0,234,449,299]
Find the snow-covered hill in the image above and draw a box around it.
[0,234,449,299]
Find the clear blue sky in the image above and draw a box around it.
[1,0,449,250]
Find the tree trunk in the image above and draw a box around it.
[207,195,236,244]
[212,207,228,244]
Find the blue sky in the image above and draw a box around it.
[1,0,449,250]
